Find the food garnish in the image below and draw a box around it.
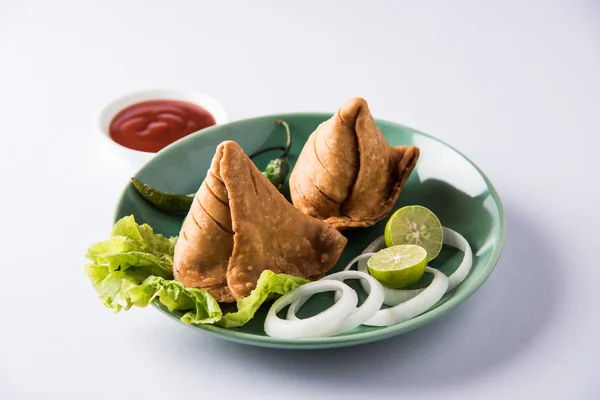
[353,227,473,305]
[361,267,449,327]
[366,244,428,289]
[262,211,474,338]
[286,271,385,337]
[85,215,309,327]
[261,119,292,190]
[264,280,359,339]
[84,215,221,324]
[384,205,444,260]
[131,178,194,212]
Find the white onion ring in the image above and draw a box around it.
[343,253,377,271]
[364,267,449,326]
[265,227,473,337]
[443,227,473,291]
[264,280,358,339]
[353,228,473,305]
[288,270,385,336]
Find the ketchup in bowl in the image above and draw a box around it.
[109,100,216,153]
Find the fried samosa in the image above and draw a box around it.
[289,97,420,230]
[173,140,347,303]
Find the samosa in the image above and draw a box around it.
[173,141,347,303]
[289,97,420,230]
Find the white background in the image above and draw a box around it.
[1,1,599,399]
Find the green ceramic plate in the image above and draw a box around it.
[114,113,505,349]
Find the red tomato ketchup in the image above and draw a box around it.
[109,100,216,152]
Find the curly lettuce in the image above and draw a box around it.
[217,271,308,328]
[85,216,307,327]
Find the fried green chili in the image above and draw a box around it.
[130,178,195,212]
[261,119,291,190]
[263,158,289,190]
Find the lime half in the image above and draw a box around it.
[367,245,428,289]
[384,205,444,260]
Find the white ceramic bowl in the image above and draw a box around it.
[97,88,228,166]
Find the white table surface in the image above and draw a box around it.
[1,1,599,399]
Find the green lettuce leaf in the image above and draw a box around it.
[84,215,220,321]
[85,215,308,327]
[85,263,222,323]
[123,276,222,324]
[217,270,309,328]
[86,216,176,278]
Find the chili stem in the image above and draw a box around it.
[276,120,292,158]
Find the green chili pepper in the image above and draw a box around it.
[261,119,292,190]
[132,119,292,212]
[131,178,194,212]
[263,158,290,190]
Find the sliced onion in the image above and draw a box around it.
[442,227,473,291]
[264,280,358,339]
[354,228,473,305]
[288,270,385,336]
[265,227,473,337]
[364,267,449,326]
[343,253,377,271]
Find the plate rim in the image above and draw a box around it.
[113,112,506,349]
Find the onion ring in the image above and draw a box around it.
[264,280,358,339]
[288,270,385,336]
[364,267,449,326]
[442,227,473,291]
[354,228,473,305]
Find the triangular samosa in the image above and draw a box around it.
[173,141,347,303]
[289,97,420,230]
